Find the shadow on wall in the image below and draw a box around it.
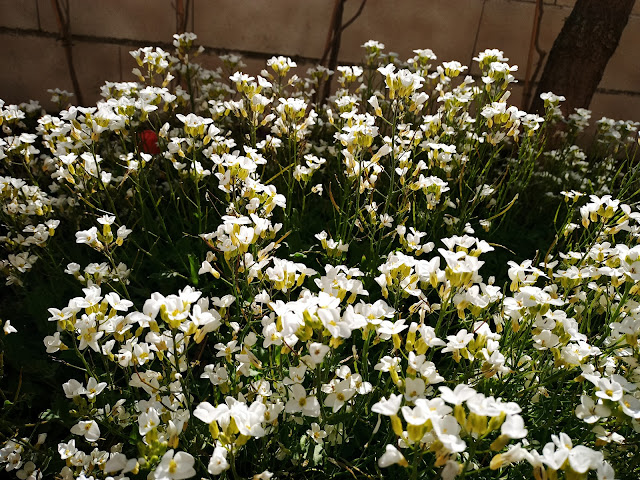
[0,0,639,121]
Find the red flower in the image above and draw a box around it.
[139,129,161,155]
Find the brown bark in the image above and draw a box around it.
[522,0,545,111]
[317,0,367,106]
[51,0,84,105]
[319,0,346,106]
[175,0,192,34]
[529,0,635,116]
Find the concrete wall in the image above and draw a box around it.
[1,0,639,121]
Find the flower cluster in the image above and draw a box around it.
[1,33,639,480]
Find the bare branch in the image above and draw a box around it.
[50,0,84,105]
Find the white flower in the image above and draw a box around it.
[439,384,477,405]
[138,408,160,435]
[404,377,426,402]
[490,442,528,470]
[3,320,17,335]
[500,414,528,439]
[252,470,274,480]
[97,214,115,225]
[283,364,307,384]
[285,384,321,417]
[594,378,623,402]
[63,379,85,399]
[442,460,461,480]
[200,364,229,386]
[104,452,138,474]
[378,444,408,468]
[533,330,559,350]
[307,423,327,444]
[154,449,196,480]
[307,342,330,365]
[592,425,625,445]
[380,214,394,228]
[368,95,382,116]
[374,356,401,373]
[85,377,107,399]
[401,402,430,426]
[324,379,356,412]
[70,420,100,442]
[208,446,229,475]
[568,446,604,474]
[377,319,408,337]
[232,401,267,437]
[75,226,102,249]
[540,91,565,104]
[57,439,77,460]
[198,260,220,279]
[194,401,227,425]
[432,415,466,453]
[597,461,616,480]
[575,395,611,423]
[116,225,132,244]
[540,433,604,473]
[620,394,640,419]
[363,39,385,50]
[371,394,403,416]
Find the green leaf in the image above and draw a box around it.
[313,444,324,465]
[188,254,199,286]
[38,409,59,421]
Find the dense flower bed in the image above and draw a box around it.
[0,33,639,479]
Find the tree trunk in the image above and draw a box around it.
[529,0,635,116]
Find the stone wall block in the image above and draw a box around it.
[67,0,175,42]
[73,42,123,105]
[598,15,640,92]
[0,34,70,107]
[473,0,536,78]
[192,0,330,60]
[0,0,40,30]
[590,91,640,123]
[338,0,484,65]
